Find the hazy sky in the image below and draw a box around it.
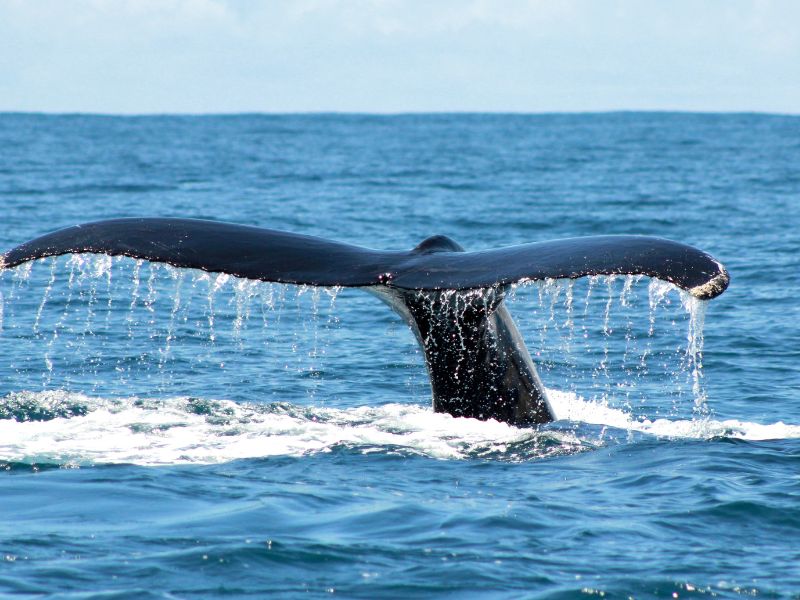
[1,0,798,114]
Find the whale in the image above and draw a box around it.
[1,218,729,426]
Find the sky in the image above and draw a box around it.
[0,0,798,114]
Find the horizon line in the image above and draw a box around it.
[1,109,798,118]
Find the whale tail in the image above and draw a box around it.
[1,218,729,425]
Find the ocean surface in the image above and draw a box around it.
[0,113,798,598]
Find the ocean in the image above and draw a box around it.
[1,112,799,598]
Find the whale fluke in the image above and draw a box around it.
[2,218,729,299]
[1,218,730,425]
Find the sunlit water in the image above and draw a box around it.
[1,113,799,598]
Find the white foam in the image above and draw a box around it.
[0,391,580,466]
[547,389,800,441]
[2,390,798,467]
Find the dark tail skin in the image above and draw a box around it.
[1,218,730,426]
[370,234,552,424]
[374,286,553,424]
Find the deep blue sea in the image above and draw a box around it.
[0,113,799,598]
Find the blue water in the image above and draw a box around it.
[1,113,799,598]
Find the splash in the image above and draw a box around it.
[547,390,800,442]
[0,255,352,404]
[1,255,721,441]
[0,391,582,466]
[507,275,710,419]
[1,389,797,468]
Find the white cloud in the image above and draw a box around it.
[0,0,797,113]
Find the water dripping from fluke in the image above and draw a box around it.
[1,220,731,435]
[3,257,710,430]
